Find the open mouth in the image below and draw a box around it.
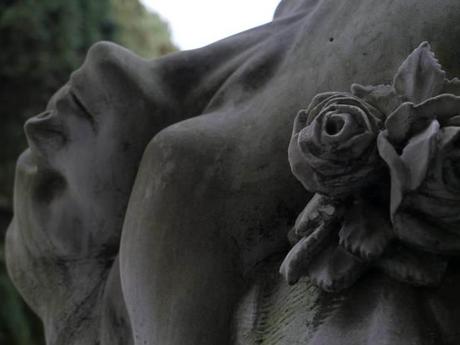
[15,148,66,205]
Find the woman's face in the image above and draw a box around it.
[12,42,159,260]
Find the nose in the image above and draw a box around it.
[24,110,67,156]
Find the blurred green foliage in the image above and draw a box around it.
[111,0,177,58]
[0,1,176,344]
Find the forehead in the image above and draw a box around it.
[68,42,156,119]
[47,84,69,108]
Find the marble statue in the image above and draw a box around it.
[281,42,460,291]
[6,0,460,344]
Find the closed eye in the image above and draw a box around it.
[69,89,97,132]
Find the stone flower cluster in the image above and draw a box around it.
[280,42,460,292]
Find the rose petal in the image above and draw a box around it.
[442,77,460,96]
[385,102,434,145]
[334,131,375,158]
[330,105,371,131]
[351,83,402,115]
[292,109,309,134]
[442,157,460,196]
[323,96,384,130]
[377,244,447,286]
[377,131,408,218]
[279,222,336,285]
[297,130,366,174]
[287,226,302,245]
[393,41,446,104]
[289,131,320,193]
[307,131,376,165]
[400,119,439,190]
[300,111,376,166]
[384,102,414,144]
[402,191,460,224]
[416,94,460,126]
[292,92,384,196]
[299,146,347,174]
[385,94,460,144]
[440,126,460,148]
[305,133,378,176]
[436,127,460,195]
[306,241,368,292]
[393,210,460,254]
[313,163,378,195]
[300,146,375,178]
[339,198,393,261]
[298,125,354,176]
[306,93,343,124]
[421,126,460,197]
[446,115,460,127]
[298,114,324,156]
[321,111,364,145]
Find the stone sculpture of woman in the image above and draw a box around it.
[6,0,460,344]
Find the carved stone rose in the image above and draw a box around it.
[281,42,460,292]
[379,92,460,254]
[289,93,385,196]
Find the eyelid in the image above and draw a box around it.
[68,88,98,132]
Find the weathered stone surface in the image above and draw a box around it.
[6,0,460,344]
[282,42,460,293]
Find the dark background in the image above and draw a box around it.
[0,1,176,343]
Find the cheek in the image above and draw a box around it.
[14,151,91,257]
[14,179,82,258]
[30,185,109,258]
[58,156,127,252]
[54,121,97,167]
[43,196,86,255]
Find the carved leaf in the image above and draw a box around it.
[393,41,446,104]
[279,222,336,284]
[384,103,414,145]
[339,199,393,261]
[384,101,434,145]
[384,94,460,143]
[415,94,460,126]
[377,244,447,286]
[293,193,340,238]
[306,242,368,292]
[442,77,460,96]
